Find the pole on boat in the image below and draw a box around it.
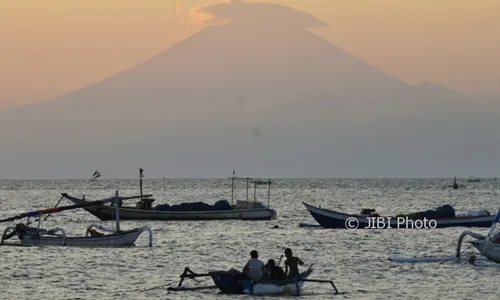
[139,167,144,201]
[253,180,257,203]
[299,279,339,294]
[246,178,249,201]
[231,171,235,206]
[42,194,64,221]
[115,190,120,232]
[267,179,271,208]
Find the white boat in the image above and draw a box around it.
[454,207,500,263]
[0,192,153,247]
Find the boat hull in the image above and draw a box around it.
[210,269,313,295]
[18,230,142,247]
[303,202,494,229]
[64,195,277,221]
[470,240,500,263]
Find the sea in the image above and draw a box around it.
[0,178,499,300]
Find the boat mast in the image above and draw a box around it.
[115,190,120,232]
[139,167,144,200]
[246,178,249,201]
[231,171,235,206]
[253,180,257,203]
[267,179,271,208]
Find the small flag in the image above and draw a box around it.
[140,168,144,179]
[91,170,101,180]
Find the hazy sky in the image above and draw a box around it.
[1,0,499,111]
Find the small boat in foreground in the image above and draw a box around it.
[62,170,277,221]
[168,265,339,296]
[0,192,153,247]
[303,202,494,229]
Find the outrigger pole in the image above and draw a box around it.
[0,194,147,224]
[168,267,217,291]
[297,279,339,295]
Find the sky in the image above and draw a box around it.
[1,0,499,111]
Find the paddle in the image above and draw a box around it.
[0,194,144,223]
[277,255,284,266]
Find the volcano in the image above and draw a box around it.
[1,1,498,179]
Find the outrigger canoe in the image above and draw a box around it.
[0,192,153,247]
[303,202,495,229]
[169,265,339,296]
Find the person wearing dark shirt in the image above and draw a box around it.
[264,259,286,280]
[284,248,304,278]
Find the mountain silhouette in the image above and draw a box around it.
[0,1,498,179]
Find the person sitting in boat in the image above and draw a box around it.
[242,250,265,281]
[264,259,286,280]
[284,248,304,278]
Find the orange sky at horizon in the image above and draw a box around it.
[1,0,499,111]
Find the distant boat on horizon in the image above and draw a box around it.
[467,177,480,183]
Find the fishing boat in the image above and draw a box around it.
[303,202,494,229]
[62,170,277,221]
[0,192,153,247]
[169,265,339,296]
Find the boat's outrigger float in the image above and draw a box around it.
[0,191,153,247]
[168,265,340,296]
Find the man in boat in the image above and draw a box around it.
[242,250,265,281]
[284,248,304,278]
[263,259,286,280]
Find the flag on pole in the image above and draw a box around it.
[140,168,144,179]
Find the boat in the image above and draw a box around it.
[303,202,495,229]
[0,192,153,247]
[62,170,277,221]
[448,176,465,189]
[456,208,500,263]
[169,265,339,296]
[467,177,480,183]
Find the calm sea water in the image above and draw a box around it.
[1,178,499,299]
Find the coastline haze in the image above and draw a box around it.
[0,0,499,179]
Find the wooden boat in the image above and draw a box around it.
[303,202,495,229]
[169,265,339,296]
[61,170,277,221]
[0,192,153,247]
